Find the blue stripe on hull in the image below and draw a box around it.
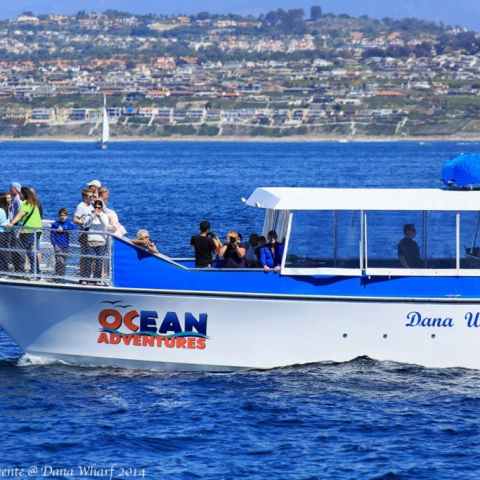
[113,238,480,300]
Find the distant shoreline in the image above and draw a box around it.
[1,135,480,143]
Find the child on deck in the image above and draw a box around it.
[50,208,76,277]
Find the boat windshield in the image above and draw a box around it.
[285,211,360,272]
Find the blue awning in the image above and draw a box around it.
[442,154,480,189]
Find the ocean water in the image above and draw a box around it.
[1,140,480,479]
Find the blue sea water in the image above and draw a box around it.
[1,141,480,479]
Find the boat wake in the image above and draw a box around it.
[17,353,71,367]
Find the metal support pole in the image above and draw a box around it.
[456,212,461,272]
[33,230,38,278]
[280,213,293,273]
[109,235,113,285]
[360,211,366,272]
[423,211,428,268]
[333,211,338,267]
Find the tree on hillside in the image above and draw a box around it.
[263,8,305,34]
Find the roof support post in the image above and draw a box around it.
[280,212,293,273]
[423,211,428,268]
[360,210,366,273]
[456,211,461,272]
[333,211,338,268]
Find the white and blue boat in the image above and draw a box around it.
[2,155,480,370]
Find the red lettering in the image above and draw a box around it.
[164,337,175,348]
[132,335,142,346]
[187,337,196,349]
[155,336,164,347]
[98,309,122,330]
[122,335,134,346]
[110,333,122,345]
[142,336,155,347]
[196,338,207,350]
[175,337,187,349]
[97,332,109,344]
[124,310,140,332]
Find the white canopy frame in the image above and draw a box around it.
[247,187,480,212]
[247,188,480,277]
[275,208,480,278]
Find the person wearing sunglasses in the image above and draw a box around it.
[74,188,94,279]
[86,200,112,283]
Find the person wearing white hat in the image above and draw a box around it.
[86,180,102,200]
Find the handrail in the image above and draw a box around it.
[0,225,113,285]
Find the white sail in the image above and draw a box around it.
[101,106,110,144]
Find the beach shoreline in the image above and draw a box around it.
[1,135,480,143]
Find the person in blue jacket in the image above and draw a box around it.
[50,208,76,277]
[258,230,285,272]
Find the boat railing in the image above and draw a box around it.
[0,225,113,285]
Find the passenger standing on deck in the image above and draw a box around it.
[8,182,22,221]
[190,221,221,268]
[74,189,94,279]
[219,230,246,268]
[87,180,102,200]
[8,182,22,272]
[50,208,76,277]
[245,233,260,268]
[87,200,111,283]
[0,193,11,273]
[259,230,284,272]
[8,187,43,275]
[398,224,422,268]
[99,186,126,237]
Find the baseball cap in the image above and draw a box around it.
[87,180,102,188]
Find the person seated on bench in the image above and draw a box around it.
[132,229,158,254]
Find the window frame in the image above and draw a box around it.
[280,210,480,277]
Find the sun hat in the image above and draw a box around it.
[87,180,102,188]
[11,182,21,191]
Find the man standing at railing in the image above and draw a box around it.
[8,182,22,272]
[74,189,94,280]
[8,182,22,221]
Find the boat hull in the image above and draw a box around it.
[0,280,479,370]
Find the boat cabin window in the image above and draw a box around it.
[461,212,480,270]
[284,211,361,274]
[281,209,480,276]
[366,211,457,272]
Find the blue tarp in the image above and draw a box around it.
[442,154,480,189]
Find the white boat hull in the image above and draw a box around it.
[0,281,479,370]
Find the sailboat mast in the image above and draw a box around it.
[101,94,110,145]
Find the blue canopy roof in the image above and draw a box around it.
[442,154,480,189]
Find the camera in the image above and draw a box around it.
[229,236,237,245]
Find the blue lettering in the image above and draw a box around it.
[406,311,454,328]
[465,312,480,328]
[184,313,208,336]
[406,311,420,327]
[159,312,182,334]
[140,311,158,334]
